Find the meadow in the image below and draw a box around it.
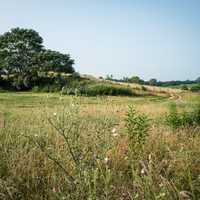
[0,91,200,200]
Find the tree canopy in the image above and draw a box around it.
[37,50,74,73]
[129,76,144,84]
[0,28,75,90]
[149,78,157,86]
[0,28,43,75]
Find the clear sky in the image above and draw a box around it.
[1,0,200,81]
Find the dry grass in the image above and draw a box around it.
[0,92,200,199]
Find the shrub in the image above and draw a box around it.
[39,85,51,93]
[181,85,188,90]
[124,105,150,150]
[0,76,13,90]
[61,81,135,96]
[84,83,134,96]
[165,104,183,129]
[190,85,200,92]
[193,103,200,125]
[141,85,147,91]
[165,103,200,129]
[32,86,40,92]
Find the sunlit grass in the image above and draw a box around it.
[0,92,200,199]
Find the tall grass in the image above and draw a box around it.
[0,95,200,199]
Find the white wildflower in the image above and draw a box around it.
[111,128,116,133]
[104,157,109,163]
[148,154,152,160]
[53,112,57,116]
[141,168,145,175]
[111,128,119,137]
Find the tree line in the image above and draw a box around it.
[106,75,200,91]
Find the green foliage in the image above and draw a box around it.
[165,104,182,129]
[190,85,200,92]
[149,78,158,86]
[0,28,75,90]
[193,103,200,125]
[72,72,81,79]
[181,84,189,90]
[84,83,134,96]
[105,74,113,80]
[37,49,74,73]
[165,103,200,129]
[129,76,144,84]
[0,28,43,75]
[125,105,149,147]
[61,81,135,96]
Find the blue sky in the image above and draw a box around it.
[1,0,200,81]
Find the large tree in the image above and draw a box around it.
[0,28,75,89]
[0,28,43,76]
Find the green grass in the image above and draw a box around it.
[0,92,200,200]
[0,92,168,108]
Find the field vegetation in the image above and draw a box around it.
[0,92,200,200]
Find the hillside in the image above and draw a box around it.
[80,75,184,98]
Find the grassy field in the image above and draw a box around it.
[0,92,200,200]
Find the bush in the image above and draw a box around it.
[84,83,134,96]
[181,85,188,90]
[32,86,40,92]
[190,85,200,92]
[141,86,147,91]
[125,105,150,148]
[61,81,135,96]
[0,76,13,90]
[165,104,182,129]
[165,103,200,129]
[193,103,200,125]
